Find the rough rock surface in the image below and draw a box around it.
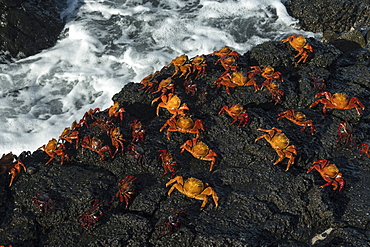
[0,0,65,63]
[1,36,370,246]
[283,0,370,33]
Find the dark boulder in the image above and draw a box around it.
[0,36,369,246]
[0,0,65,62]
[283,0,370,33]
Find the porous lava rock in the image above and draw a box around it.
[0,0,65,63]
[0,37,370,246]
[283,0,370,33]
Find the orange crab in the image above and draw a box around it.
[248,65,284,87]
[166,54,192,78]
[191,55,207,78]
[158,150,179,178]
[218,103,249,127]
[109,127,126,158]
[151,77,175,102]
[81,136,113,161]
[255,128,297,171]
[309,91,365,116]
[307,159,345,191]
[0,152,26,187]
[153,93,189,117]
[108,102,126,121]
[160,115,205,140]
[265,81,284,104]
[358,143,370,158]
[282,34,313,63]
[38,139,69,165]
[138,71,159,93]
[59,121,80,149]
[215,71,258,94]
[277,110,316,135]
[180,138,217,171]
[166,176,219,210]
[211,46,240,59]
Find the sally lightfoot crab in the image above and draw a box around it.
[307,159,345,191]
[38,139,69,165]
[309,91,365,116]
[282,34,313,63]
[112,175,137,209]
[32,191,60,213]
[153,93,189,117]
[277,110,316,135]
[78,199,108,232]
[218,103,249,127]
[160,115,205,140]
[158,150,179,178]
[255,128,297,171]
[0,152,26,187]
[180,138,217,171]
[81,136,113,161]
[358,143,370,158]
[166,176,219,210]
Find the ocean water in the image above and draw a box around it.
[0,0,319,156]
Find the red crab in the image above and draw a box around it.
[158,150,179,178]
[156,209,187,240]
[358,143,370,158]
[307,159,345,191]
[129,120,146,143]
[312,76,326,92]
[160,115,205,140]
[78,199,108,232]
[38,139,69,165]
[0,152,26,187]
[337,121,355,147]
[183,79,198,96]
[215,55,238,72]
[128,142,148,171]
[78,108,100,128]
[109,127,126,158]
[32,191,59,213]
[113,175,137,209]
[309,91,365,116]
[277,110,316,135]
[180,138,217,171]
[108,102,126,121]
[81,136,113,161]
[218,103,249,127]
[282,34,313,63]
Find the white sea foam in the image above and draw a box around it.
[0,0,320,156]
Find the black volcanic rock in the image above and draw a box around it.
[0,36,370,246]
[0,0,65,62]
[283,0,370,33]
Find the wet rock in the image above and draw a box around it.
[283,0,370,33]
[0,37,370,246]
[0,0,66,62]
